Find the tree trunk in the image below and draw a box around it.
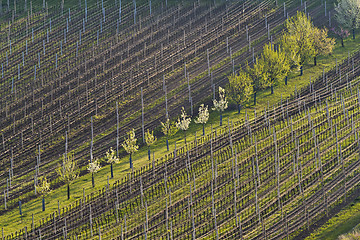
[42,197,45,211]
[271,85,274,94]
[353,29,355,40]
[148,147,151,161]
[254,92,257,105]
[92,173,95,187]
[300,66,303,76]
[220,114,223,126]
[110,163,113,179]
[202,124,205,136]
[314,56,317,66]
[166,138,169,151]
[67,184,70,200]
[184,131,187,145]
[285,76,288,85]
[129,154,133,169]
[341,38,344,47]
[237,104,241,114]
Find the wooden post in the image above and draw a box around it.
[141,87,144,143]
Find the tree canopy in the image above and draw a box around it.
[335,0,360,38]
[257,43,290,89]
[281,11,316,66]
[56,154,79,185]
[226,71,253,110]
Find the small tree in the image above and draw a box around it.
[105,147,119,179]
[176,107,191,145]
[56,154,79,200]
[331,27,350,47]
[247,59,269,105]
[282,11,316,66]
[279,34,301,70]
[194,104,209,136]
[145,129,157,161]
[335,0,360,39]
[258,43,290,94]
[160,118,178,151]
[36,176,50,211]
[312,27,335,65]
[87,159,101,188]
[122,129,139,170]
[212,86,228,126]
[226,71,253,114]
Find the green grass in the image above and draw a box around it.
[305,197,360,240]
[1,33,359,236]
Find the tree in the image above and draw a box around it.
[279,34,301,70]
[226,71,253,114]
[122,129,139,170]
[176,107,191,145]
[312,27,335,65]
[335,0,360,39]
[56,154,79,200]
[282,11,316,66]
[145,129,157,161]
[87,159,101,188]
[257,43,290,94]
[247,59,269,105]
[161,118,178,151]
[105,147,119,179]
[194,104,209,136]
[36,176,50,211]
[212,86,228,126]
[331,27,350,47]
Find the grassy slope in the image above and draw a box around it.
[305,197,360,240]
[1,29,360,236]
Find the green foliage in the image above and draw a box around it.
[36,177,51,196]
[105,147,119,164]
[145,129,157,146]
[246,59,269,91]
[282,11,316,65]
[335,0,360,30]
[122,129,139,154]
[258,43,290,87]
[56,154,79,185]
[160,118,178,137]
[313,27,336,57]
[226,71,253,106]
[279,34,302,69]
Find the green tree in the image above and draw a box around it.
[282,11,316,66]
[36,176,51,211]
[56,154,79,200]
[145,129,157,161]
[312,27,335,65]
[247,59,269,105]
[279,34,301,70]
[226,71,253,114]
[258,43,290,94]
[160,118,178,151]
[87,159,101,188]
[335,0,360,39]
[122,129,139,170]
[105,147,119,179]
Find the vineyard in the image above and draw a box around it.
[1,0,360,239]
